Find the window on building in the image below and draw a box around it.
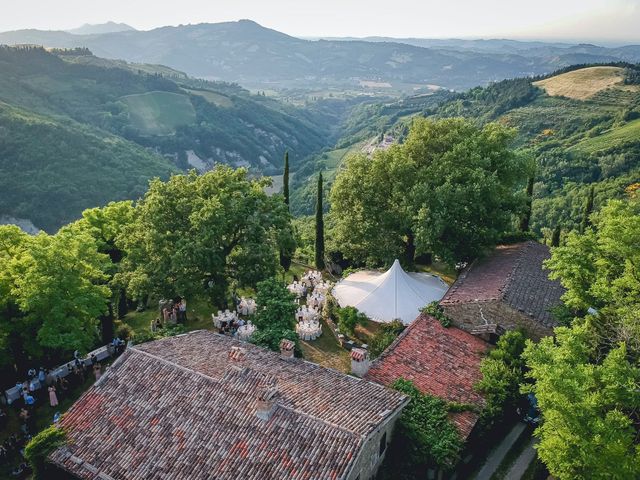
[379,432,387,456]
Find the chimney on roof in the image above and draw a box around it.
[228,346,247,362]
[279,338,295,360]
[350,348,370,377]
[256,386,278,421]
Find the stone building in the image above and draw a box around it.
[440,241,565,340]
[49,331,408,480]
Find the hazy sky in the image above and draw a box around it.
[3,0,640,43]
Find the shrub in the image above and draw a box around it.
[369,320,406,357]
[475,330,527,428]
[421,301,452,327]
[336,306,367,337]
[379,379,462,478]
[114,320,134,341]
[24,425,66,479]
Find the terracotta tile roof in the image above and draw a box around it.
[440,241,565,327]
[50,331,407,480]
[365,315,489,440]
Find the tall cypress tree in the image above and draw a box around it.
[519,176,534,232]
[580,185,595,233]
[315,173,325,270]
[283,151,290,208]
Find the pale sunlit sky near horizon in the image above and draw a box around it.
[2,0,640,43]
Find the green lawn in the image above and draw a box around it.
[121,91,196,135]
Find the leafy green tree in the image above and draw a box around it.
[251,277,298,351]
[14,230,111,353]
[545,193,640,353]
[62,201,136,338]
[0,226,111,372]
[475,330,526,428]
[523,324,640,480]
[330,118,529,266]
[117,167,292,307]
[380,379,462,478]
[315,172,325,270]
[526,192,640,479]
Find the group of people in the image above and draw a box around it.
[155,298,188,330]
[215,314,248,336]
[0,431,31,477]
[0,341,128,477]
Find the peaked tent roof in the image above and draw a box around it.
[332,259,449,324]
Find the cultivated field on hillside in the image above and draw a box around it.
[121,91,196,135]
[533,66,636,101]
[184,88,234,107]
[571,118,640,154]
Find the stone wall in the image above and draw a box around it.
[442,300,552,340]
[346,411,402,480]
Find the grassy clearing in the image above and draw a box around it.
[121,91,196,135]
[299,317,350,373]
[533,66,630,101]
[183,88,233,108]
[570,118,640,154]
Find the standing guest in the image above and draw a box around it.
[90,354,97,366]
[93,363,102,381]
[162,307,171,324]
[38,368,46,384]
[48,385,58,408]
[59,376,69,399]
[179,298,187,323]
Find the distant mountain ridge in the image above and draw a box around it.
[2,20,640,91]
[66,22,136,35]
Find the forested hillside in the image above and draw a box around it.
[291,64,640,235]
[0,46,340,231]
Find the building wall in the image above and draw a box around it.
[346,410,402,480]
[442,300,552,340]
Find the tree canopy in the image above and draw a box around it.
[250,277,298,352]
[0,225,111,372]
[329,118,531,267]
[116,167,293,307]
[524,190,640,479]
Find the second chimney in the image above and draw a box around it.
[350,348,370,377]
[279,339,295,360]
[256,386,278,421]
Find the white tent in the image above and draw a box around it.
[332,259,449,325]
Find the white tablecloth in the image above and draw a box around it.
[237,323,256,341]
[313,281,332,295]
[296,320,322,340]
[287,282,306,298]
[307,292,325,309]
[302,270,323,287]
[237,298,257,316]
[296,306,319,322]
[212,310,238,328]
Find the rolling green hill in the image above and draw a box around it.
[0,46,347,230]
[290,64,640,233]
[0,102,177,232]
